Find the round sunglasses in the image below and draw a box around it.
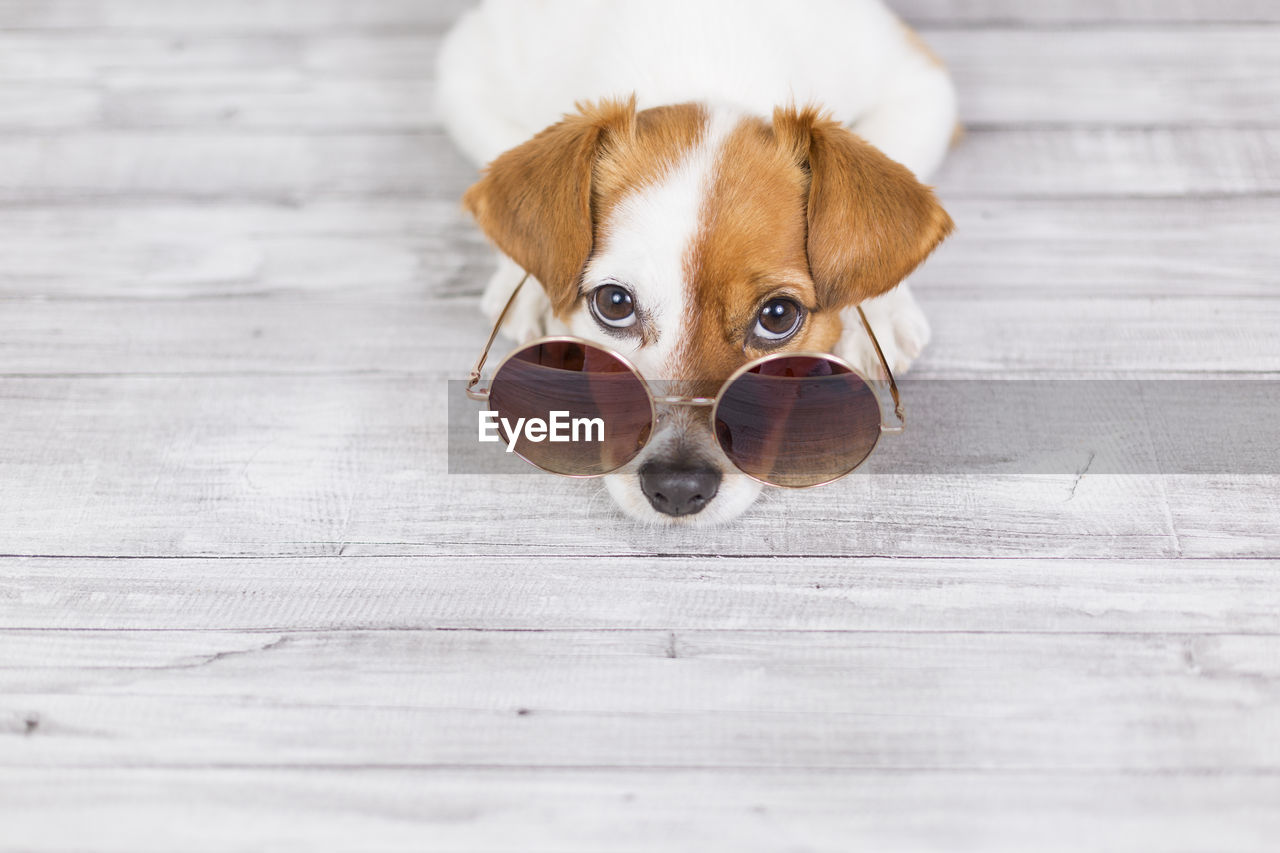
[465,274,904,488]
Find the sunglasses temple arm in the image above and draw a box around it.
[855,304,906,430]
[466,272,531,400]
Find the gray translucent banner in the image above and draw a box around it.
[446,379,1280,475]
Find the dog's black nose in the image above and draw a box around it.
[638,461,721,517]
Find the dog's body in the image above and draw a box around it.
[439,0,956,523]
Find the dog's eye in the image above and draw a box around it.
[590,284,637,328]
[753,298,803,341]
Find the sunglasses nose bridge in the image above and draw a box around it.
[646,383,718,439]
[645,374,717,414]
[649,396,715,437]
[652,394,716,407]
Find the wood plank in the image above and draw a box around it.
[0,375,1182,559]
[897,0,1280,24]
[921,296,1280,376]
[0,0,471,32]
[1,198,1275,300]
[3,555,1278,632]
[5,375,1271,559]
[930,28,1280,126]
[97,80,439,131]
[0,0,1274,31]
[3,630,1279,770]
[0,86,100,129]
[2,29,1278,130]
[1167,476,1280,558]
[0,128,1274,203]
[2,296,1277,377]
[0,131,469,203]
[0,200,489,300]
[3,284,1274,558]
[916,197,1280,297]
[0,33,439,85]
[1,768,1274,853]
[933,128,1280,197]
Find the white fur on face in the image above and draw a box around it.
[571,108,742,379]
[566,108,767,524]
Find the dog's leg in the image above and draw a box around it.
[480,253,563,344]
[836,283,932,379]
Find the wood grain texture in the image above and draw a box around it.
[0,0,1274,30]
[0,374,1182,559]
[930,28,1280,126]
[0,0,473,32]
[1,127,1275,203]
[1,768,1275,853]
[2,296,1277,377]
[917,197,1280,296]
[3,556,1278,632]
[934,128,1280,197]
[3,630,1279,770]
[1,198,1278,300]
[897,0,1280,24]
[2,374,1276,560]
[0,201,489,300]
[1166,476,1280,557]
[2,28,1277,130]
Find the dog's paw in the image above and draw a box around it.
[480,255,557,343]
[884,287,932,368]
[837,283,931,377]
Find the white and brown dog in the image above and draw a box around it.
[439,0,956,524]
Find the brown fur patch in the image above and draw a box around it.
[464,98,709,319]
[593,103,708,234]
[462,96,638,317]
[674,107,953,386]
[773,104,954,310]
[681,116,829,386]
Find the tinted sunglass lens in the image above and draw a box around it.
[488,341,652,476]
[714,356,881,487]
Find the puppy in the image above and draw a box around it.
[439,0,956,524]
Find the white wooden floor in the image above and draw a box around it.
[2,1,1280,850]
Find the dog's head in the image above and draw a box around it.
[464,98,951,523]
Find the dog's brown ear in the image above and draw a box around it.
[463,97,637,317]
[773,105,953,310]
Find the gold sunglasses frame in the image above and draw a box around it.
[464,273,905,487]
